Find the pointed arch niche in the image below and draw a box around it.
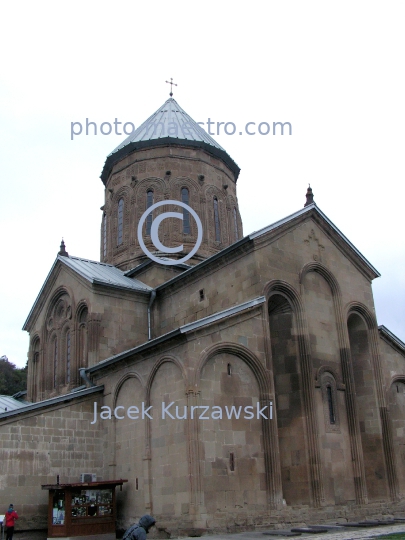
[199,351,268,514]
[44,290,73,397]
[148,359,188,517]
[77,304,89,375]
[388,377,405,497]
[347,311,388,500]
[267,293,310,506]
[29,336,41,402]
[113,374,145,523]
[301,267,356,505]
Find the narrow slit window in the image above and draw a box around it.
[233,207,239,241]
[227,363,232,376]
[66,332,71,384]
[103,213,107,257]
[326,385,335,424]
[229,452,235,471]
[182,188,190,234]
[199,289,204,301]
[135,478,139,490]
[213,197,221,242]
[117,199,124,246]
[146,190,154,236]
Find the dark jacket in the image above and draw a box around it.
[123,515,156,540]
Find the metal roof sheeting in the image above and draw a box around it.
[60,256,151,292]
[0,395,27,413]
[0,386,104,420]
[100,98,240,184]
[23,255,151,331]
[110,98,226,155]
[87,296,266,374]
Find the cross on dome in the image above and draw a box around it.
[165,77,177,97]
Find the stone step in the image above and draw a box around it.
[262,531,301,537]
[308,525,345,530]
[291,527,328,534]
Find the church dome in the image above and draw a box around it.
[100,98,240,185]
[99,97,243,271]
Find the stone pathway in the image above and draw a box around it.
[13,532,48,540]
[9,522,405,539]
[179,524,405,540]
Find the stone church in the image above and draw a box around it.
[0,96,404,534]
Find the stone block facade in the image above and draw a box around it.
[0,392,104,530]
[6,209,403,534]
[3,97,404,534]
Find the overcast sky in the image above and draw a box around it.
[0,1,404,368]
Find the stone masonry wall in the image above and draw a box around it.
[0,392,105,530]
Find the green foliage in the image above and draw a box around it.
[0,356,27,396]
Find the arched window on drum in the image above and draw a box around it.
[181,187,190,234]
[117,199,124,246]
[146,190,154,236]
[213,196,221,242]
[233,207,239,241]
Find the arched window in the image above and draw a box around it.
[146,190,154,236]
[78,306,88,368]
[213,197,221,242]
[53,337,58,389]
[66,331,71,384]
[181,188,190,234]
[32,338,40,364]
[103,212,107,257]
[233,207,239,241]
[117,199,124,246]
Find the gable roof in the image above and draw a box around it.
[100,98,240,184]
[249,203,380,278]
[156,203,380,292]
[379,325,405,356]
[61,256,151,291]
[23,255,151,331]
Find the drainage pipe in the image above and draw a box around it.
[148,290,157,341]
[79,368,95,387]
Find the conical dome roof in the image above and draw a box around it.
[100,98,240,184]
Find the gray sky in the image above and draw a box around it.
[0,1,404,367]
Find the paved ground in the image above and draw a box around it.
[178,524,405,540]
[12,533,48,540]
[9,522,405,540]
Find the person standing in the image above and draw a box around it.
[5,504,18,540]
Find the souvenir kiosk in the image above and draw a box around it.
[42,479,127,539]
